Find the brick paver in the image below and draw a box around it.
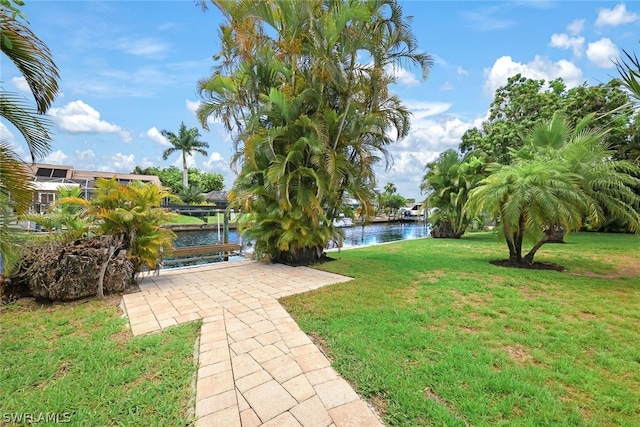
[121,260,383,426]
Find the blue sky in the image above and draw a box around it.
[2,1,640,200]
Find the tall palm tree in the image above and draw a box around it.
[197,0,432,264]
[1,3,59,272]
[161,122,209,189]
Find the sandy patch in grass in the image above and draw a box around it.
[503,344,536,365]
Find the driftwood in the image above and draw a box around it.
[10,236,134,301]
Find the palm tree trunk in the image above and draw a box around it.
[97,236,119,299]
[523,233,551,265]
[523,241,544,265]
[182,151,188,189]
[504,218,521,262]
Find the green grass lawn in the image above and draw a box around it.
[281,232,640,426]
[164,214,205,225]
[164,213,233,226]
[0,297,199,426]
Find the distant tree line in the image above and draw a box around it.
[132,166,224,195]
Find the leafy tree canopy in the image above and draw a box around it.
[460,74,634,164]
[132,166,224,195]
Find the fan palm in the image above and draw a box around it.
[161,122,209,189]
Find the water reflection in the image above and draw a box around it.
[173,222,430,249]
[337,222,430,248]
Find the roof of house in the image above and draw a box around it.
[24,163,161,187]
[204,190,229,203]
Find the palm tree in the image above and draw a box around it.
[615,48,640,103]
[23,185,90,242]
[421,149,487,238]
[59,178,177,276]
[197,0,432,265]
[1,3,59,272]
[161,122,209,190]
[615,48,640,163]
[467,114,640,265]
[467,161,586,264]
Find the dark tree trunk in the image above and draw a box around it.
[430,223,462,239]
[273,246,325,266]
[504,217,523,263]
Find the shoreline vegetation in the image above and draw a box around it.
[2,231,638,425]
[163,214,426,231]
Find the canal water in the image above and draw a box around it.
[173,221,430,249]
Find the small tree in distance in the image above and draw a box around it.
[161,122,209,189]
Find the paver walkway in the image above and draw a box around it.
[121,260,383,427]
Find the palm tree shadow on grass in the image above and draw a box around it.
[490,259,566,271]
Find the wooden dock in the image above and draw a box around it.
[164,243,243,266]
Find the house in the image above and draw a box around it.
[204,190,230,209]
[23,163,161,213]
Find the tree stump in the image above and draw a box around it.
[10,236,134,301]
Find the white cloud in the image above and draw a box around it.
[440,82,454,91]
[44,150,69,165]
[49,100,131,142]
[146,127,171,147]
[457,66,469,76]
[406,101,452,120]
[483,55,583,97]
[138,157,156,169]
[371,99,486,199]
[586,38,619,68]
[103,153,136,173]
[387,65,420,87]
[0,122,16,145]
[172,154,196,170]
[186,99,200,113]
[201,152,234,190]
[75,149,96,162]
[549,33,584,56]
[119,130,132,144]
[11,76,30,93]
[203,152,227,171]
[114,37,169,57]
[567,19,585,35]
[595,3,639,27]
